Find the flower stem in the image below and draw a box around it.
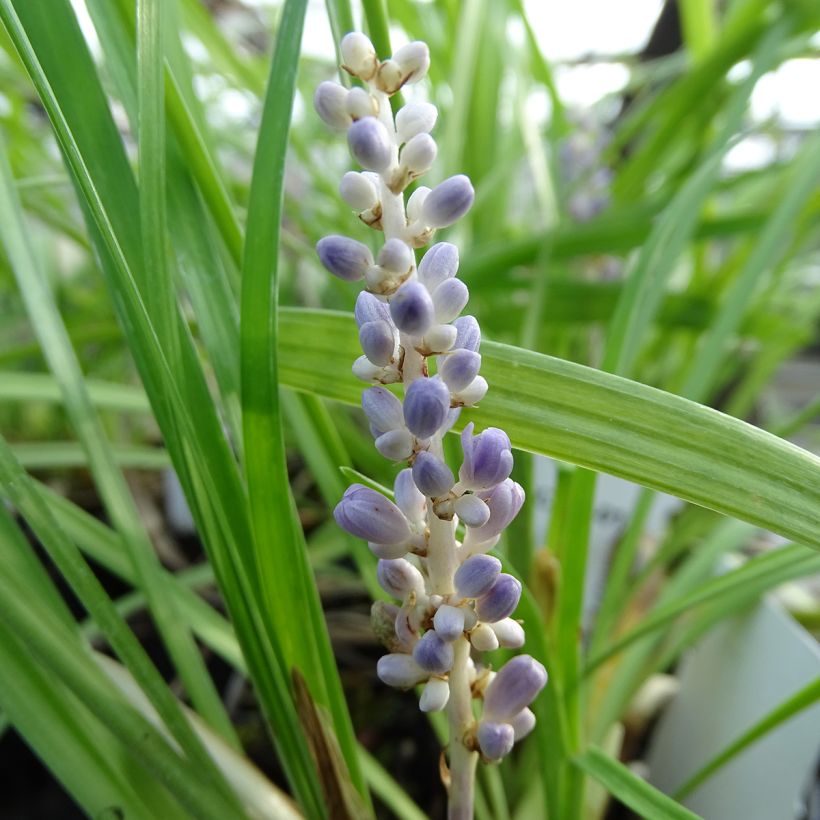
[447,636,478,820]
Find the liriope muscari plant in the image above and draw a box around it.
[313,33,547,819]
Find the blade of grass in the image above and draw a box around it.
[9,442,169,470]
[0,372,149,413]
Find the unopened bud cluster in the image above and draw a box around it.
[315,32,546,768]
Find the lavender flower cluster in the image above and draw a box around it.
[314,32,546,766]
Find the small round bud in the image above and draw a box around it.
[468,479,525,542]
[460,423,514,490]
[348,117,393,172]
[433,605,466,642]
[375,59,403,94]
[401,133,437,174]
[483,655,548,721]
[377,653,428,689]
[368,540,409,560]
[421,324,458,355]
[470,623,499,652]
[510,707,536,741]
[390,281,435,336]
[475,574,522,623]
[393,41,430,85]
[378,238,414,274]
[403,376,451,439]
[340,32,378,80]
[453,375,488,406]
[453,493,490,527]
[340,172,379,211]
[396,102,438,144]
[375,429,415,461]
[439,349,481,392]
[420,677,450,712]
[355,291,391,327]
[359,321,396,366]
[345,86,377,119]
[352,355,385,382]
[362,386,403,432]
[418,242,459,290]
[490,618,526,649]
[334,484,411,544]
[454,554,502,599]
[413,630,454,674]
[453,315,481,352]
[477,721,515,761]
[412,451,455,498]
[314,81,352,130]
[316,235,373,281]
[394,468,427,524]
[422,175,475,228]
[406,186,431,222]
[432,278,469,323]
[377,558,425,598]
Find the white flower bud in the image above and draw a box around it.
[345,87,378,119]
[470,623,500,652]
[401,133,437,175]
[433,605,465,642]
[421,324,458,355]
[510,707,536,740]
[393,41,430,85]
[420,677,450,712]
[453,493,490,527]
[352,355,384,382]
[432,278,469,323]
[340,32,378,81]
[375,429,415,461]
[453,375,488,406]
[340,172,379,211]
[368,540,409,560]
[490,618,525,649]
[396,102,438,144]
[375,59,403,94]
[314,81,352,130]
[378,238,414,274]
[377,653,428,689]
[406,186,431,222]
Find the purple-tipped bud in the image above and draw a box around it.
[432,278,469,323]
[375,429,414,461]
[421,175,475,228]
[378,238,414,274]
[475,573,522,623]
[470,622,500,652]
[432,604,465,642]
[314,81,352,130]
[453,315,481,352]
[406,186,430,222]
[460,423,513,490]
[468,480,525,542]
[359,321,396,366]
[483,655,547,721]
[477,722,515,761]
[390,281,435,336]
[412,451,454,498]
[362,386,403,432]
[355,291,391,327]
[454,375,488,406]
[377,653,428,688]
[340,32,378,81]
[401,133,437,174]
[420,677,450,712]
[348,117,392,172]
[491,618,525,649]
[453,493,490,527]
[510,707,536,741]
[440,349,481,392]
[316,235,373,281]
[413,630,454,674]
[377,558,425,598]
[334,484,411,544]
[345,87,377,119]
[396,102,438,144]
[418,242,459,290]
[403,376,451,438]
[394,468,427,523]
[393,41,430,85]
[340,172,379,211]
[454,554,502,598]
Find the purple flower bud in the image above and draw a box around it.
[377,653,428,688]
[412,451,454,498]
[359,320,396,366]
[355,291,391,327]
[439,349,481,392]
[394,468,426,523]
[362,386,403,432]
[390,281,435,336]
[401,133,437,174]
[421,175,475,228]
[432,278,469,323]
[477,721,515,761]
[510,707,536,741]
[375,429,414,461]
[348,117,392,172]
[432,604,465,642]
[368,540,409,560]
[475,573,522,623]
[420,677,450,712]
[334,484,411,544]
[454,554,502,598]
[470,622,499,652]
[316,235,373,281]
[459,423,513,490]
[453,493,490,527]
[403,376,451,438]
[378,238,414,274]
[483,655,547,721]
[453,315,481,352]
[377,558,425,598]
[314,81,352,130]
[490,618,525,649]
[413,630,454,674]
[340,171,379,211]
[417,242,459,290]
[468,480,525,541]
[396,102,438,144]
